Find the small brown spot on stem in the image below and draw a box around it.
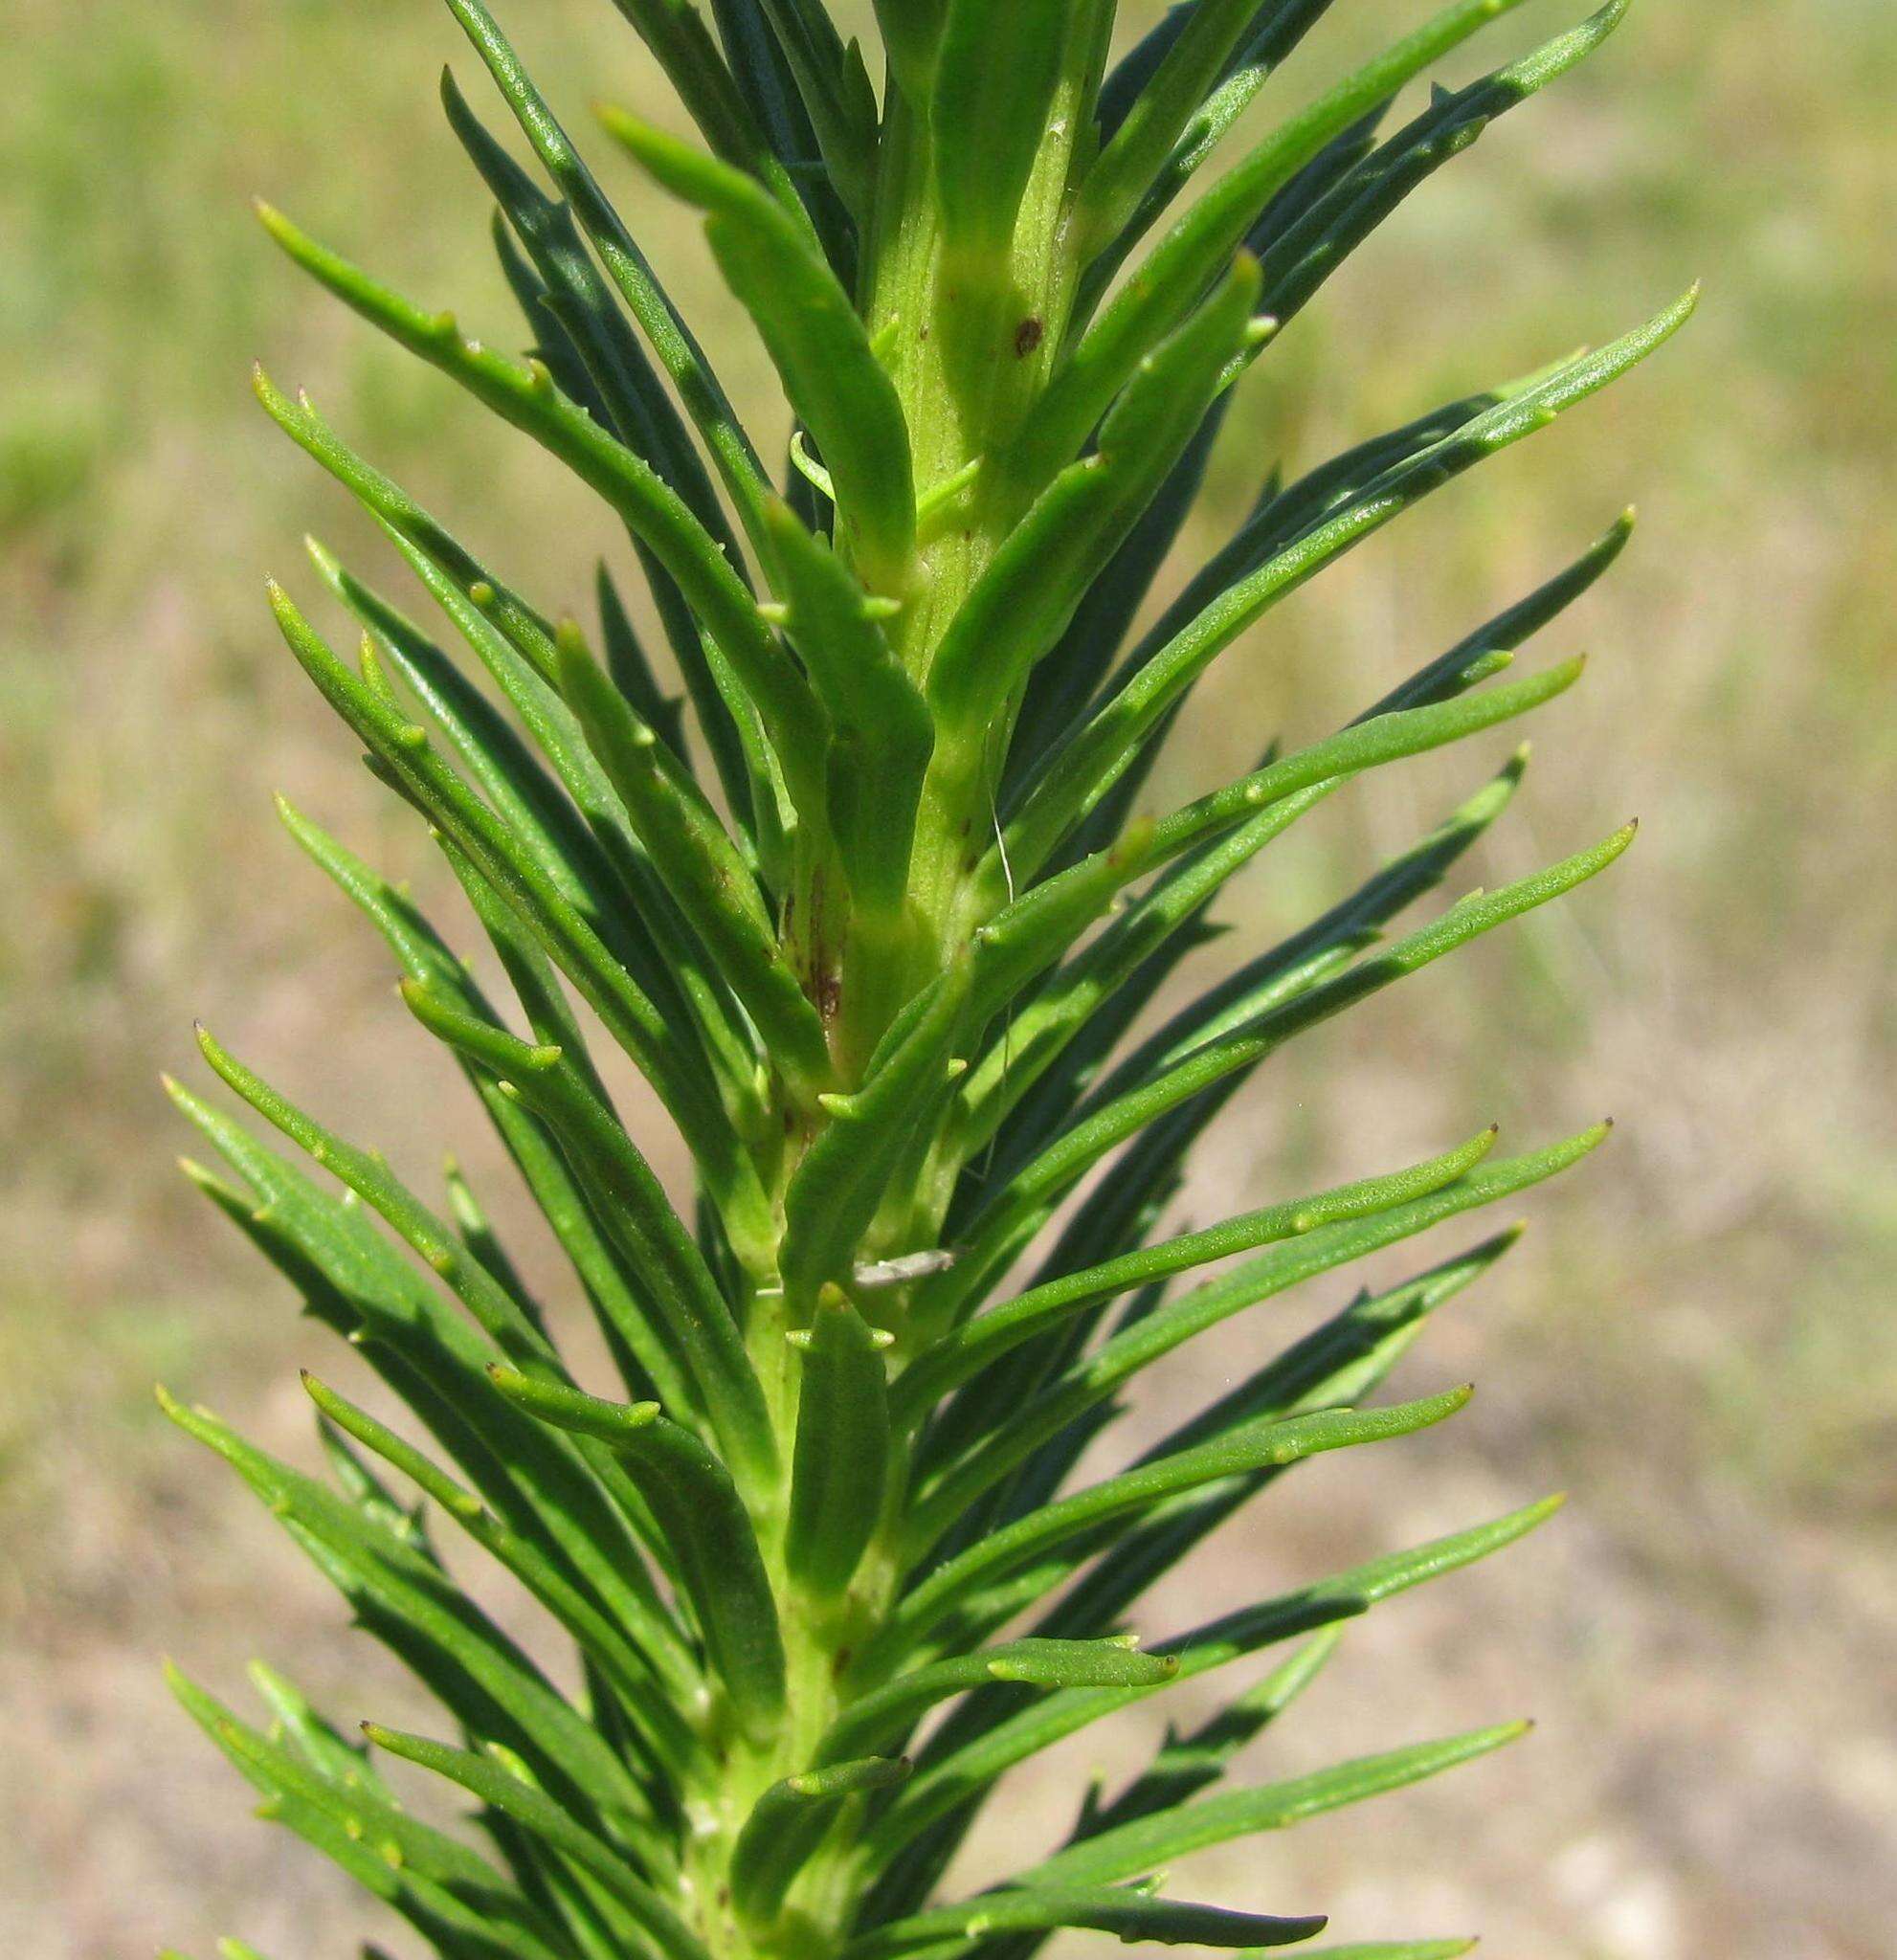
[1014,317,1044,358]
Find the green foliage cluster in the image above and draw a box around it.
[158,1,1687,1955]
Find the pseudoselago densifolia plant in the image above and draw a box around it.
[156,0,1686,1954]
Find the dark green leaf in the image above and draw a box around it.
[556,623,836,1102]
[848,1887,1326,1958]
[396,982,778,1491]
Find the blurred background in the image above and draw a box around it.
[3,0,1893,1953]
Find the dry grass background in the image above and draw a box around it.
[2,0,1893,1954]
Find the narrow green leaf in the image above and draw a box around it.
[591,0,797,213]
[820,1638,1177,1765]
[1013,1722,1529,1888]
[301,1370,705,1771]
[710,0,823,180]
[1076,0,1286,255]
[279,801,704,1416]
[895,1125,1497,1420]
[1083,1626,1346,1834]
[848,1888,1327,1958]
[247,1658,394,1801]
[993,653,1582,949]
[397,982,778,1490]
[159,1392,653,1838]
[779,967,971,1311]
[962,731,1520,1179]
[267,583,776,1254]
[1022,0,1535,476]
[439,72,755,815]
[167,1670,567,1960]
[762,498,934,917]
[313,532,764,1106]
[1007,298,1691,880]
[600,112,916,590]
[964,650,1568,1113]
[490,1370,788,1734]
[1252,2,1635,336]
[739,0,880,216]
[440,0,776,538]
[916,1124,1604,1540]
[731,1756,913,1928]
[596,563,692,764]
[169,1666,525,1900]
[1004,390,1231,792]
[977,1224,1524,1644]
[191,1016,696,1604]
[254,206,829,813]
[867,1391,1470,1672]
[1039,510,1633,1144]
[168,1078,698,1697]
[194,1027,549,1368]
[930,0,1068,272]
[787,1294,893,1598]
[868,1489,1562,1866]
[363,1722,711,1960]
[442,1158,547,1331]
[256,372,561,694]
[942,826,1630,1333]
[556,623,836,1102]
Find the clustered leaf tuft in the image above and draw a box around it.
[160,0,1686,1955]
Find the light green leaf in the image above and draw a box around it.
[301,1370,705,1772]
[1023,0,1536,474]
[779,967,971,1312]
[489,1370,788,1735]
[158,1392,653,1839]
[1007,296,1692,881]
[600,113,916,590]
[731,1756,913,1928]
[868,1488,1562,1864]
[762,498,934,922]
[930,0,1069,272]
[1013,1722,1529,1888]
[254,206,829,813]
[893,1125,1498,1420]
[819,1637,1177,1766]
[865,1391,1471,1672]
